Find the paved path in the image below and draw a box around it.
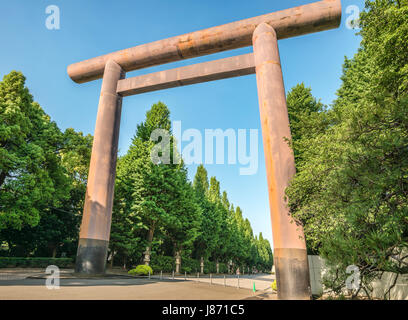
[0,269,277,300]
[157,273,275,292]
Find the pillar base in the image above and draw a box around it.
[274,248,311,300]
[75,238,109,275]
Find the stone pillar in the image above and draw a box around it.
[200,257,204,274]
[253,23,311,300]
[75,60,125,275]
[143,247,151,266]
[175,251,181,274]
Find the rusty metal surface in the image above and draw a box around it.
[253,23,310,299]
[79,60,125,242]
[67,0,341,83]
[117,53,255,97]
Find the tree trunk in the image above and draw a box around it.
[0,171,7,188]
[147,226,155,243]
[48,243,57,258]
[144,225,156,266]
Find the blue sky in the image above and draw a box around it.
[0,0,364,248]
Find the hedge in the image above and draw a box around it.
[0,257,73,268]
[204,260,217,274]
[150,255,175,273]
[180,257,200,274]
[218,262,228,274]
[203,261,227,274]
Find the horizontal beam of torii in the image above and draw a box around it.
[68,0,342,300]
[117,53,255,96]
[67,0,341,83]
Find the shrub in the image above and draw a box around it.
[0,257,73,268]
[128,265,153,276]
[271,280,277,291]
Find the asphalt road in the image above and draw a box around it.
[0,270,276,300]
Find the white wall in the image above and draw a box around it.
[308,255,324,296]
[371,272,408,300]
[307,255,408,300]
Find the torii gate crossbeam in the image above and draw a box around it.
[68,0,342,300]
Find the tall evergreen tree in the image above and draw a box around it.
[0,72,94,257]
[192,167,219,261]
[111,102,201,266]
[286,0,408,298]
[0,71,70,231]
[286,83,329,167]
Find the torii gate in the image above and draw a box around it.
[68,0,342,299]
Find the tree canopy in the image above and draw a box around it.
[286,0,408,298]
[0,71,92,257]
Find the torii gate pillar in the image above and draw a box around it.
[253,23,310,300]
[75,60,125,274]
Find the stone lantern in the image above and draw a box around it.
[143,247,151,266]
[175,251,181,274]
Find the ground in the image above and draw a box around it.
[0,269,277,300]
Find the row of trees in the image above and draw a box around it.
[285,0,408,298]
[0,73,273,272]
[110,102,273,272]
[0,71,92,257]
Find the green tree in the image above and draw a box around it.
[0,71,70,231]
[286,83,329,167]
[207,177,229,266]
[2,128,93,258]
[163,172,201,262]
[109,161,145,268]
[112,102,199,266]
[234,207,251,268]
[256,233,273,271]
[286,0,408,298]
[192,166,219,261]
[193,164,209,196]
[56,128,93,257]
[0,72,94,257]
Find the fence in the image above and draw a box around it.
[149,271,274,292]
